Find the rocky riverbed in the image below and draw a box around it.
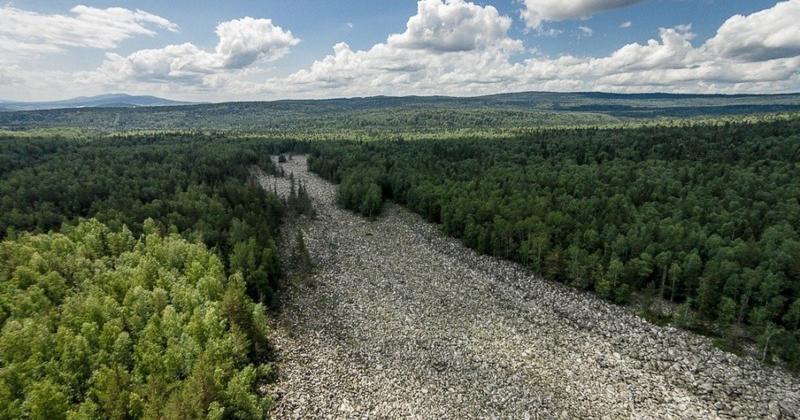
[256,155,799,419]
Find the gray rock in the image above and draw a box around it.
[255,156,800,420]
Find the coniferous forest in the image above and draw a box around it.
[0,134,309,417]
[1,115,800,418]
[309,118,800,368]
[8,0,800,415]
[5,0,800,415]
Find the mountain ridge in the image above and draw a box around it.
[0,94,194,111]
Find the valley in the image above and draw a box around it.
[260,156,799,418]
[4,0,800,417]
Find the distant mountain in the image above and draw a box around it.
[0,94,193,111]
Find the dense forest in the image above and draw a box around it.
[0,221,272,418]
[0,134,304,305]
[0,134,305,417]
[308,117,800,369]
[2,113,799,417]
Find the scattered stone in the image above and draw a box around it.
[256,156,800,419]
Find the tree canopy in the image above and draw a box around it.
[0,133,309,417]
[0,220,273,419]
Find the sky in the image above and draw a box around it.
[1,0,799,102]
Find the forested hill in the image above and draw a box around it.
[1,91,799,133]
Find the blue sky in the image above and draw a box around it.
[1,0,799,101]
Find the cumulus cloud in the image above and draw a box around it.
[520,0,646,29]
[7,0,800,100]
[388,0,521,53]
[0,4,177,55]
[578,26,593,37]
[95,17,298,84]
[704,0,800,62]
[214,17,300,68]
[254,1,800,99]
[593,25,698,73]
[99,44,216,83]
[264,0,523,96]
[620,21,632,29]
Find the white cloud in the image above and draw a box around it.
[262,0,524,97]
[594,57,800,88]
[4,0,800,101]
[0,65,23,85]
[94,17,298,84]
[520,0,646,29]
[620,21,632,29]
[0,37,61,63]
[250,0,800,99]
[593,26,698,73]
[578,26,593,37]
[388,0,522,53]
[214,17,299,68]
[99,44,216,83]
[704,0,800,62]
[0,4,177,56]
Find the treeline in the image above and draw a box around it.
[0,133,306,417]
[309,118,800,369]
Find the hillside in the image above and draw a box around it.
[0,91,798,133]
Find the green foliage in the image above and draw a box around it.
[0,137,79,178]
[336,169,383,219]
[0,134,300,305]
[597,258,627,304]
[309,117,800,367]
[0,133,306,416]
[0,220,272,418]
